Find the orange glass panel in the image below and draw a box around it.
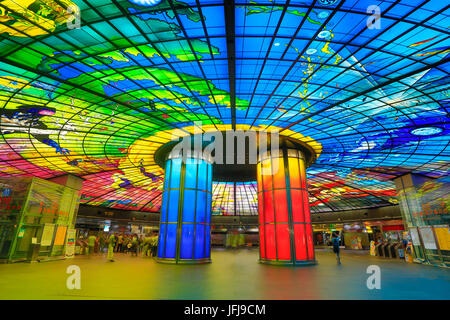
[288,157,301,189]
[299,160,307,189]
[272,157,286,189]
[263,191,274,223]
[261,159,273,191]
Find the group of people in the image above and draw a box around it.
[80,231,159,262]
[79,230,343,264]
[225,232,246,248]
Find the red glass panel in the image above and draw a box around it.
[263,191,274,223]
[274,189,288,222]
[294,224,307,260]
[259,225,265,259]
[265,224,276,260]
[303,191,311,223]
[306,224,314,260]
[258,193,264,225]
[290,189,304,223]
[276,224,291,260]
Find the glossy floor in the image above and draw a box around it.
[0,248,449,300]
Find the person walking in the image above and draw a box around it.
[94,233,100,253]
[238,232,245,248]
[231,231,238,249]
[150,232,158,257]
[87,232,97,256]
[142,235,151,257]
[116,233,123,253]
[125,236,132,254]
[332,232,341,264]
[107,233,117,262]
[131,234,139,256]
[99,233,106,254]
[138,235,144,255]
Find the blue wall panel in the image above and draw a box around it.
[180,224,194,259]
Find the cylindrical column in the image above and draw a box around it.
[257,147,315,265]
[157,151,213,264]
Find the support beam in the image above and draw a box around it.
[224,0,236,130]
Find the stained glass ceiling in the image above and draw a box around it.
[0,0,448,215]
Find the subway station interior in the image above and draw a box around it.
[0,0,449,300]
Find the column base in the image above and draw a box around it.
[259,258,317,266]
[155,257,212,265]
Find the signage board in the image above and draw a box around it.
[41,223,55,246]
[65,229,76,258]
[419,226,437,250]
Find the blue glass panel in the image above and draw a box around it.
[194,224,205,259]
[182,189,196,222]
[196,191,206,223]
[205,225,211,258]
[184,159,198,189]
[180,223,194,259]
[160,190,168,222]
[163,160,171,190]
[167,190,179,222]
[206,193,212,224]
[157,223,166,258]
[169,158,182,189]
[164,223,177,259]
[197,161,208,191]
[207,164,213,192]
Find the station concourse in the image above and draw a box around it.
[0,0,449,300]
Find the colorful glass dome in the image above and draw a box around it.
[0,0,448,214]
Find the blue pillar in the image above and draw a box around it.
[157,151,213,264]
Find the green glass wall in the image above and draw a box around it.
[395,174,450,267]
[0,176,82,262]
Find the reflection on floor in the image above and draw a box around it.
[0,248,449,300]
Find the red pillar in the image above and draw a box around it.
[257,148,315,265]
